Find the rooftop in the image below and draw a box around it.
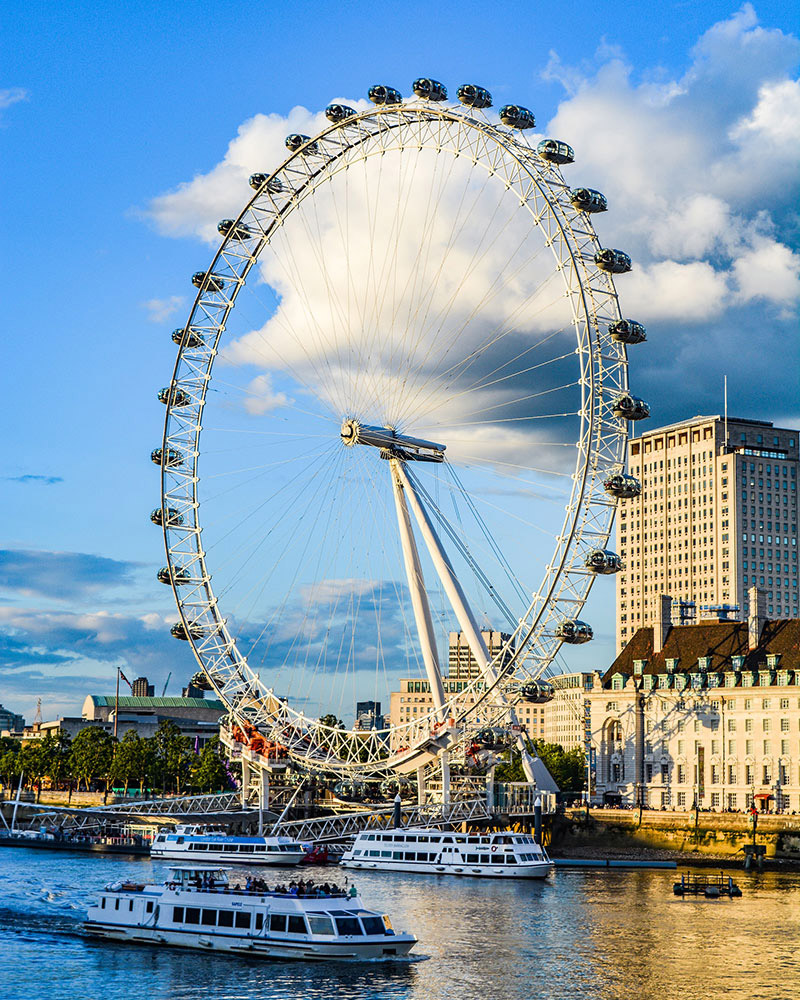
[86,695,225,710]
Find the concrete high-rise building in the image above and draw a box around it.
[617,415,798,650]
[355,700,381,729]
[448,630,514,680]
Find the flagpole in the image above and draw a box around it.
[114,665,120,740]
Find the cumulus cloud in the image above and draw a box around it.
[0,549,138,601]
[143,295,185,323]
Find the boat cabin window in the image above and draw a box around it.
[185,907,201,924]
[335,916,363,936]
[201,909,216,926]
[255,914,263,930]
[173,906,184,922]
[218,910,234,927]
[235,911,251,929]
[101,898,106,909]
[308,915,335,936]
[269,914,287,933]
[287,916,307,934]
[114,899,120,910]
[146,901,154,913]
[361,916,385,935]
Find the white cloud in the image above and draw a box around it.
[0,87,28,112]
[143,295,185,323]
[242,373,290,415]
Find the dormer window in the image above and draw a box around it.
[767,653,781,669]
[633,659,646,676]
[666,658,679,674]
[731,655,745,670]
[698,656,711,671]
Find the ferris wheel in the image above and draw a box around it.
[152,78,647,786]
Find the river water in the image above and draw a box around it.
[1,849,799,1000]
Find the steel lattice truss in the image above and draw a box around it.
[156,94,637,780]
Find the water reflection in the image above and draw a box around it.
[2,850,799,1000]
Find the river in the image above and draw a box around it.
[1,849,799,999]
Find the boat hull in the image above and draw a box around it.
[150,847,307,866]
[340,858,552,878]
[83,921,415,960]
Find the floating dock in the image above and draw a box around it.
[673,871,742,897]
[553,858,677,869]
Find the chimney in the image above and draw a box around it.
[748,585,767,651]
[653,594,671,654]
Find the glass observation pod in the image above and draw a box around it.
[412,78,447,101]
[520,682,554,704]
[190,670,214,691]
[499,104,535,129]
[151,448,184,468]
[157,386,191,408]
[612,393,650,420]
[584,548,623,575]
[333,780,365,801]
[609,318,646,344]
[457,84,492,108]
[172,328,204,348]
[171,621,205,641]
[285,134,319,154]
[217,219,255,241]
[368,84,402,105]
[570,188,607,213]
[603,473,642,499]
[248,173,284,193]
[554,619,593,643]
[157,566,191,586]
[537,139,574,164]
[192,271,225,293]
[595,249,632,274]
[150,506,184,527]
[472,727,510,750]
[325,103,356,123]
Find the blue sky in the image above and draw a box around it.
[1,1,798,723]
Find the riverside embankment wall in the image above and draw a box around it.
[554,808,800,859]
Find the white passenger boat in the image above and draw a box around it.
[85,866,416,960]
[341,828,553,878]
[151,825,307,866]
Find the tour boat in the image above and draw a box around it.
[341,827,553,878]
[151,825,307,866]
[84,866,416,960]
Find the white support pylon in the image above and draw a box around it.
[396,462,540,786]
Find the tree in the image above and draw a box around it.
[0,736,21,789]
[495,739,586,794]
[69,726,115,791]
[190,737,231,792]
[40,731,72,789]
[111,730,154,795]
[20,740,49,801]
[152,720,192,794]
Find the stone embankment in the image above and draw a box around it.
[554,807,800,861]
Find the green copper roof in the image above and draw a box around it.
[88,696,225,710]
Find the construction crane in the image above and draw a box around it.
[161,671,172,697]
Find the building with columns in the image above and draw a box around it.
[591,588,800,811]
[616,414,798,651]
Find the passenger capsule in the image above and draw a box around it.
[217,219,255,241]
[150,506,184,527]
[192,271,225,292]
[585,548,623,575]
[190,669,214,691]
[537,139,574,165]
[368,84,402,105]
[520,682,554,704]
[595,248,632,274]
[157,566,190,585]
[325,103,356,123]
[570,188,607,213]
[172,327,204,349]
[612,393,650,421]
[285,133,319,154]
[499,104,536,129]
[555,619,594,644]
[457,84,492,108]
[150,447,184,468]
[609,318,647,344]
[157,385,191,408]
[603,473,642,499]
[249,173,283,194]
[412,78,447,102]
[170,621,204,641]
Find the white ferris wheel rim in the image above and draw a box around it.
[157,96,632,776]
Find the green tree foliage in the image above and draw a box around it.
[190,736,230,792]
[111,730,155,794]
[0,736,22,788]
[495,739,586,794]
[40,731,72,788]
[68,727,115,791]
[152,720,192,794]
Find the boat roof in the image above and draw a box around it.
[166,865,232,873]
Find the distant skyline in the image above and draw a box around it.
[1,2,798,722]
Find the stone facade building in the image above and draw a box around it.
[591,592,800,812]
[617,414,798,651]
